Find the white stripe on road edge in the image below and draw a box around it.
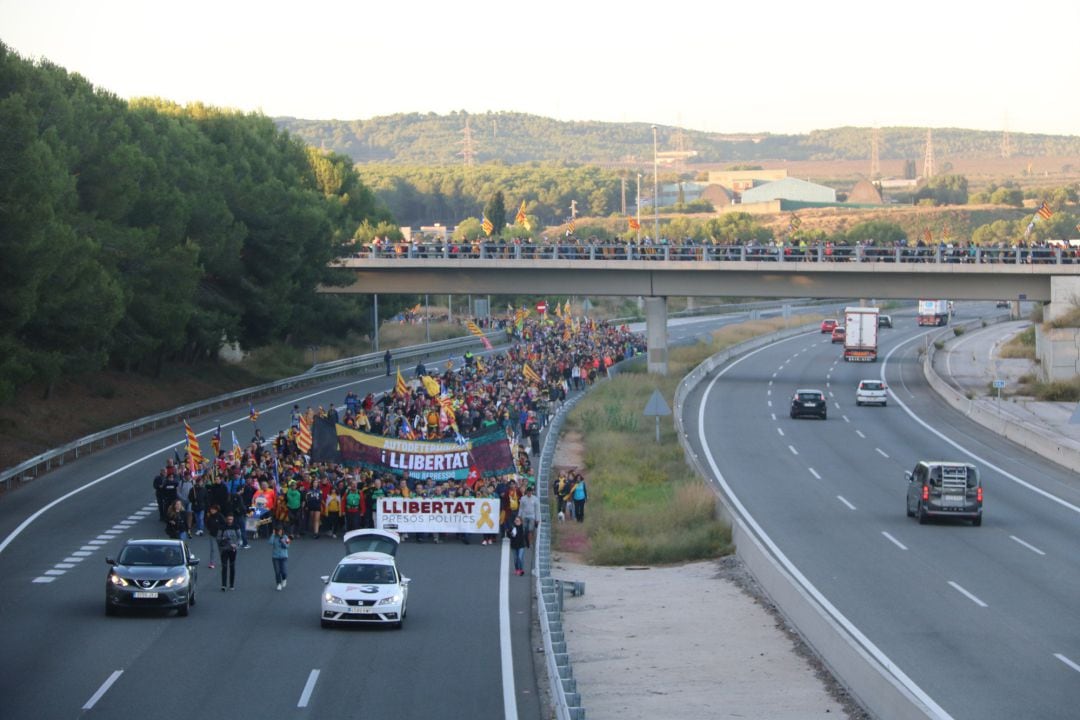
[82,670,123,710]
[881,532,908,550]
[875,448,889,458]
[808,468,821,480]
[698,331,955,720]
[500,538,519,720]
[837,496,856,510]
[948,581,988,608]
[1055,653,1080,674]
[297,669,320,708]
[1008,535,1046,555]
[788,445,798,455]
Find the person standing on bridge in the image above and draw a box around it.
[384,349,392,376]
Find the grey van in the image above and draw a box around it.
[905,461,982,526]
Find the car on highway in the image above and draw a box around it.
[877,314,892,328]
[905,460,983,526]
[820,319,838,333]
[790,389,827,419]
[855,379,888,406]
[831,326,846,344]
[995,300,1010,308]
[321,529,408,629]
[105,539,199,617]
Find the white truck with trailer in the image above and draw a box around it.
[843,307,879,362]
[917,299,950,326]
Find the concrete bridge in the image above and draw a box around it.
[327,246,1080,374]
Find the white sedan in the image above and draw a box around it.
[855,379,888,406]
[321,530,408,629]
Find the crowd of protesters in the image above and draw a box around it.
[151,311,644,588]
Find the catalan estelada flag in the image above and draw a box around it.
[481,215,494,236]
[183,420,204,466]
[522,363,542,384]
[1037,201,1053,220]
[248,403,259,423]
[465,320,493,349]
[296,416,312,454]
[395,368,409,397]
[210,424,221,458]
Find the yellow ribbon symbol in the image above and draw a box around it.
[476,501,495,529]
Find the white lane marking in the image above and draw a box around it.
[768,380,773,386]
[772,372,778,378]
[44,569,65,576]
[297,669,320,708]
[32,577,56,583]
[882,337,1080,516]
[54,563,76,569]
[770,413,776,421]
[63,557,85,563]
[855,430,866,438]
[767,400,772,408]
[1056,653,1080,674]
[88,540,107,545]
[842,415,850,423]
[881,531,908,550]
[788,445,798,455]
[0,375,374,558]
[118,521,136,526]
[834,402,841,409]
[875,448,889,458]
[1009,535,1046,556]
[96,535,113,540]
[948,581,988,608]
[828,391,834,398]
[837,496,856,510]
[80,545,98,551]
[103,530,122,535]
[826,373,832,380]
[767,389,771,396]
[777,428,785,437]
[500,537,519,720]
[72,550,93,557]
[698,332,955,719]
[82,670,123,710]
[826,381,830,387]
[808,468,821,480]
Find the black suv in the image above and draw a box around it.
[105,539,199,616]
[790,389,827,419]
[878,314,892,328]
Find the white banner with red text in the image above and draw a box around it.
[375,497,502,534]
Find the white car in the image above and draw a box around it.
[855,379,888,406]
[321,529,408,629]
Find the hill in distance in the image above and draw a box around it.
[274,111,1080,168]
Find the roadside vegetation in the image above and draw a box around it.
[999,326,1036,359]
[553,314,817,565]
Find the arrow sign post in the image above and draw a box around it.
[643,389,672,443]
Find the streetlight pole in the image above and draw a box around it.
[636,173,642,244]
[424,293,430,343]
[652,125,660,243]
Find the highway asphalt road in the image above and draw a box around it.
[0,357,540,720]
[683,303,1080,719]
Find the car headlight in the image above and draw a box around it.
[378,592,403,605]
[163,574,188,588]
[324,593,345,605]
[108,573,130,587]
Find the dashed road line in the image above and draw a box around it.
[837,496,856,510]
[770,413,776,421]
[82,670,123,710]
[32,577,56,583]
[842,415,850,423]
[767,400,772,407]
[881,532,908,550]
[777,428,785,437]
[875,448,889,458]
[855,430,866,438]
[298,669,321,708]
[1009,535,1046,555]
[1056,653,1080,674]
[808,468,821,480]
[788,445,798,455]
[948,581,988,608]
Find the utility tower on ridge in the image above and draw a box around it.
[460,117,476,167]
[870,127,881,180]
[923,128,935,179]
[1001,126,1011,159]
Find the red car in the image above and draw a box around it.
[831,326,846,343]
[821,319,838,333]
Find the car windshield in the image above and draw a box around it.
[797,393,822,402]
[119,545,183,566]
[860,381,884,390]
[332,563,396,584]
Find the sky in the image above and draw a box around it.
[2,0,1078,137]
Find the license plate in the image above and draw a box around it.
[943,495,964,505]
[133,591,158,599]
[348,606,374,614]
[804,402,816,407]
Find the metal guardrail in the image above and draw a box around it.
[354,242,1080,265]
[0,330,505,492]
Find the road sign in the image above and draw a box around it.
[643,389,672,444]
[992,379,1006,389]
[536,301,547,314]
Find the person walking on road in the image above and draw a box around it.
[518,485,539,548]
[509,515,527,576]
[384,349,392,376]
[269,525,290,590]
[218,514,242,590]
[572,473,588,522]
[205,504,224,570]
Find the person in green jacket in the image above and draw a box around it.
[286,482,302,537]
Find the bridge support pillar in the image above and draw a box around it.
[1047,276,1080,323]
[645,296,669,375]
[1039,276,1080,381]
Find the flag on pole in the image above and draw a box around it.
[563,299,571,317]
[566,217,576,235]
[1036,201,1053,220]
[522,363,542,384]
[296,416,312,454]
[395,368,409,397]
[629,216,640,230]
[515,200,531,230]
[183,420,204,466]
[421,375,441,397]
[231,430,243,463]
[210,424,221,458]
[481,215,494,236]
[789,214,802,232]
[401,416,418,440]
[465,320,493,349]
[248,403,259,423]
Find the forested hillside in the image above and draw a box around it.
[0,43,394,404]
[276,111,1080,166]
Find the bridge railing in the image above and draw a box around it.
[353,241,1076,265]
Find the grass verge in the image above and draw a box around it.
[553,314,818,565]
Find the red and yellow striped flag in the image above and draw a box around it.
[481,215,494,236]
[629,216,640,230]
[183,420,204,466]
[296,416,312,454]
[465,320,493,350]
[522,363,542,384]
[395,368,408,397]
[1036,201,1053,220]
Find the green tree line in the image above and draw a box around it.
[0,43,394,402]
